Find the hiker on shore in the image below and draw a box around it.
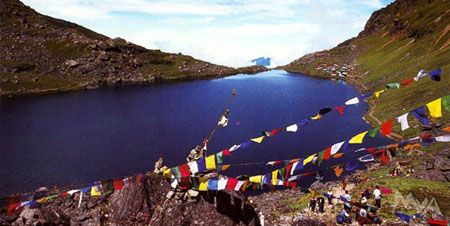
[362,189,370,199]
[309,196,317,212]
[343,190,352,211]
[337,209,352,224]
[327,188,334,205]
[373,185,381,208]
[317,195,325,213]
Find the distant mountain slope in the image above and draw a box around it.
[282,0,450,123]
[251,57,271,66]
[0,0,267,96]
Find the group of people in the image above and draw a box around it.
[336,185,383,225]
[308,180,384,225]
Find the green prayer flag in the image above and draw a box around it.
[190,177,200,189]
[46,195,59,200]
[318,149,325,166]
[368,126,379,138]
[279,168,286,181]
[216,152,223,164]
[442,94,450,112]
[172,167,181,179]
[263,131,271,137]
[386,83,400,89]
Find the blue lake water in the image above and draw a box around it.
[0,70,391,196]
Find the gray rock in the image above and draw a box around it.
[19,206,39,221]
[65,60,79,68]
[166,191,175,199]
[310,180,326,190]
[187,189,199,198]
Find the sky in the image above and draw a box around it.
[22,0,394,68]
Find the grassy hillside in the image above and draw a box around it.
[282,0,450,126]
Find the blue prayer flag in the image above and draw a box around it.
[395,212,411,223]
[298,119,310,126]
[429,68,441,81]
[263,173,272,185]
[207,178,219,190]
[197,159,206,172]
[411,106,430,125]
[240,141,252,150]
[361,92,373,99]
[345,160,359,171]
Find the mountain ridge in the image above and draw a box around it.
[0,0,267,96]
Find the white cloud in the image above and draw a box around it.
[21,0,393,67]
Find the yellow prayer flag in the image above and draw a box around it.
[205,155,216,169]
[303,153,317,166]
[349,131,369,144]
[163,168,172,178]
[90,186,101,196]
[271,170,278,185]
[249,175,262,184]
[199,178,208,191]
[374,89,385,98]
[310,113,322,120]
[426,98,442,118]
[250,136,265,144]
[36,197,47,203]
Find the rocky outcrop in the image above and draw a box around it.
[0,173,260,225]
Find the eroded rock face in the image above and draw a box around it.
[0,173,260,226]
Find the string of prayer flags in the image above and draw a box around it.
[426,98,442,118]
[411,106,430,125]
[349,131,369,144]
[429,68,441,81]
[381,119,395,135]
[286,124,298,132]
[345,97,359,105]
[250,136,265,144]
[414,69,427,81]
[333,105,345,114]
[396,113,410,130]
[374,89,386,98]
[205,155,216,169]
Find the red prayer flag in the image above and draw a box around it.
[375,149,390,164]
[303,171,316,177]
[367,147,376,153]
[226,178,238,190]
[270,128,284,136]
[381,119,395,135]
[285,164,293,181]
[113,179,124,190]
[323,147,331,160]
[380,187,393,194]
[400,78,413,86]
[135,174,143,184]
[333,105,345,115]
[7,194,21,213]
[179,164,191,178]
[222,149,231,156]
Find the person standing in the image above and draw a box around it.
[318,196,325,213]
[327,188,334,205]
[342,180,347,190]
[309,196,317,213]
[373,185,381,208]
